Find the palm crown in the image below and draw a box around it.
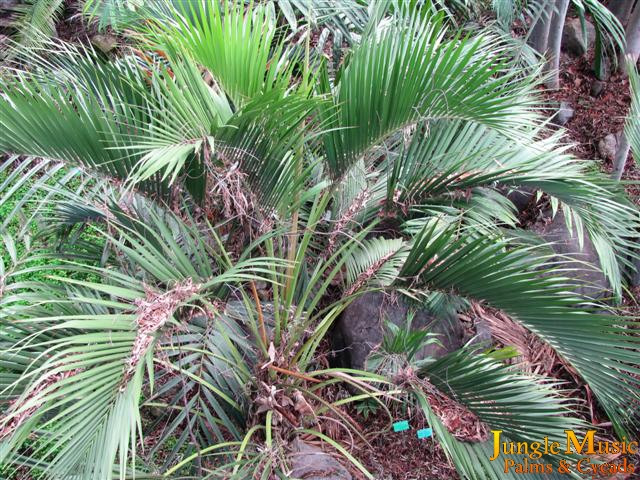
[1,1,639,479]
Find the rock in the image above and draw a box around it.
[562,18,596,57]
[471,318,492,346]
[332,292,464,371]
[598,133,619,162]
[0,0,19,9]
[0,17,14,28]
[591,80,605,97]
[533,211,609,300]
[289,439,352,480]
[552,101,574,126]
[91,34,118,54]
[498,185,536,215]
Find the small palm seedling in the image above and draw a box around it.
[365,312,444,376]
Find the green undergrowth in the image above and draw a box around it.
[0,164,103,287]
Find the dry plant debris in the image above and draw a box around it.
[120,278,199,389]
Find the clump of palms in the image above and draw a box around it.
[1,1,639,479]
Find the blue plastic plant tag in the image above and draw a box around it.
[417,428,433,439]
[393,420,409,432]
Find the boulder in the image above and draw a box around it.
[498,185,536,215]
[552,101,574,126]
[91,34,118,54]
[289,439,352,480]
[598,133,619,162]
[0,0,19,9]
[591,80,605,97]
[533,211,609,300]
[562,18,596,57]
[470,317,492,346]
[332,292,464,371]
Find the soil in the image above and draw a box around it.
[355,408,459,480]
[544,50,640,202]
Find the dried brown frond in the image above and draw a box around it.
[415,375,489,443]
[120,279,200,390]
[426,386,489,443]
[464,303,611,426]
[208,161,252,220]
[468,302,559,376]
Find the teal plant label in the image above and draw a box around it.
[393,420,410,432]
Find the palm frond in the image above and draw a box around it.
[0,208,285,478]
[320,8,542,178]
[83,0,145,31]
[147,0,295,108]
[574,0,625,68]
[410,348,586,479]
[370,119,639,295]
[344,237,407,292]
[399,225,640,436]
[624,63,640,169]
[3,0,64,57]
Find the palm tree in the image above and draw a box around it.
[491,0,625,82]
[1,1,639,479]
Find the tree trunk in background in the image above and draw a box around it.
[633,257,640,286]
[544,0,570,89]
[610,0,636,26]
[529,1,554,54]
[620,3,640,75]
[612,133,631,180]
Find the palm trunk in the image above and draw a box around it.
[609,0,636,26]
[633,256,640,286]
[620,2,640,75]
[529,1,554,54]
[544,0,570,89]
[612,133,631,180]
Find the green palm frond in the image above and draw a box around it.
[2,0,64,57]
[0,212,285,478]
[382,119,640,295]
[398,224,640,436]
[344,237,407,291]
[0,39,319,214]
[83,0,145,31]
[275,0,368,37]
[2,2,640,478]
[145,309,255,469]
[320,8,542,178]
[624,64,640,168]
[147,0,295,108]
[415,348,583,479]
[574,0,625,65]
